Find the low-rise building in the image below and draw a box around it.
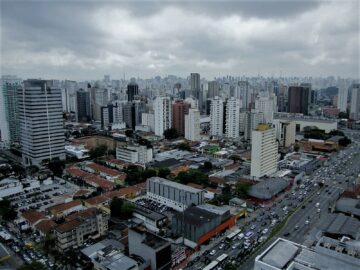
[55,208,109,252]
[47,200,84,218]
[116,144,153,164]
[132,205,168,233]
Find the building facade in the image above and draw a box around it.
[255,94,277,123]
[288,86,309,115]
[172,100,190,136]
[185,108,201,141]
[18,80,65,166]
[76,89,91,122]
[210,96,224,137]
[251,124,278,178]
[225,97,240,138]
[154,96,172,137]
[350,83,360,120]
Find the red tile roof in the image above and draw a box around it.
[65,207,99,222]
[187,183,204,189]
[87,162,122,177]
[22,211,45,225]
[47,200,82,215]
[66,166,89,178]
[83,175,115,191]
[55,219,82,233]
[85,195,109,206]
[73,189,92,198]
[35,219,57,234]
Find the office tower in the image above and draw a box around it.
[337,80,348,112]
[18,80,65,166]
[250,124,278,178]
[154,96,172,136]
[127,80,139,102]
[225,98,240,138]
[103,75,110,84]
[277,84,288,112]
[185,108,201,141]
[208,81,220,99]
[255,94,277,123]
[123,101,146,130]
[350,83,360,120]
[190,73,200,92]
[243,110,265,141]
[273,120,296,147]
[0,76,22,147]
[172,100,191,136]
[76,89,91,122]
[288,86,309,115]
[90,84,109,122]
[173,82,181,96]
[61,80,77,113]
[141,112,155,132]
[238,81,251,109]
[210,96,224,137]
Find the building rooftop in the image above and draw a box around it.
[35,219,57,234]
[47,200,82,215]
[134,205,167,222]
[131,226,169,250]
[248,178,289,200]
[174,206,219,226]
[87,162,122,177]
[335,198,360,217]
[319,214,360,239]
[148,177,203,194]
[261,238,299,269]
[21,210,45,225]
[151,158,181,169]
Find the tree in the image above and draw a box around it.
[142,168,157,180]
[47,158,66,177]
[338,111,349,119]
[157,167,170,178]
[339,136,351,147]
[224,263,237,270]
[110,198,134,219]
[235,182,252,198]
[26,165,39,175]
[125,129,134,138]
[0,199,17,221]
[124,165,142,185]
[89,144,108,159]
[176,169,208,186]
[177,142,191,151]
[138,138,152,148]
[17,262,46,270]
[329,129,344,136]
[203,161,213,170]
[163,128,179,140]
[294,144,300,152]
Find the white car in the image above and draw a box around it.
[305,220,310,225]
[262,228,269,234]
[238,233,244,240]
[317,208,321,213]
[210,249,216,256]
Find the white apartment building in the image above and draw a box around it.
[337,80,348,112]
[350,84,360,120]
[273,120,296,147]
[255,94,277,123]
[225,97,240,138]
[244,110,265,141]
[154,96,171,136]
[185,108,201,141]
[210,96,224,137]
[251,124,278,178]
[116,144,153,164]
[141,112,155,132]
[18,80,65,166]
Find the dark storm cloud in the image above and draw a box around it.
[1,0,359,80]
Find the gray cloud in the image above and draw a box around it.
[1,0,359,80]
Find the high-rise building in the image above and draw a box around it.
[18,79,65,166]
[208,81,220,99]
[255,94,277,123]
[350,83,360,120]
[237,81,251,109]
[288,86,310,115]
[337,80,348,112]
[172,100,190,136]
[154,96,172,136]
[190,73,200,92]
[185,108,201,141]
[0,75,22,147]
[61,80,77,113]
[127,80,139,102]
[243,110,265,141]
[250,124,278,178]
[76,89,90,122]
[123,100,146,130]
[225,98,240,138]
[210,96,224,137]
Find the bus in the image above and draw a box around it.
[203,261,219,270]
[226,228,241,241]
[216,253,229,263]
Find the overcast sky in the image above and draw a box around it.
[1,0,359,80]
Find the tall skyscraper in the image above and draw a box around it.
[172,100,191,136]
[210,96,224,137]
[350,83,360,120]
[76,89,91,122]
[243,110,265,141]
[255,94,277,123]
[0,75,22,147]
[337,80,348,112]
[288,86,309,115]
[154,96,172,136]
[18,80,65,166]
[123,100,146,130]
[225,97,240,138]
[185,108,201,141]
[250,124,278,178]
[127,80,139,102]
[190,73,200,92]
[208,81,220,99]
[237,81,251,110]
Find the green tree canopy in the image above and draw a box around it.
[177,142,191,151]
[158,167,171,178]
[89,144,108,159]
[17,262,46,270]
[176,169,208,186]
[0,199,17,220]
[47,158,66,177]
[110,198,134,219]
[235,182,252,198]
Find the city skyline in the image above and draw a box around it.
[1,0,359,80]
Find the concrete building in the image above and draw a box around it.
[0,75,22,147]
[133,205,167,233]
[350,83,360,120]
[76,89,91,122]
[116,144,153,164]
[255,237,360,270]
[274,113,337,133]
[337,80,348,112]
[146,177,205,212]
[185,108,201,141]
[141,112,155,132]
[288,86,309,115]
[225,97,240,138]
[172,205,235,248]
[210,96,224,137]
[172,100,190,136]
[273,119,296,147]
[255,94,277,123]
[243,110,265,141]
[154,96,172,137]
[61,80,77,113]
[251,124,278,178]
[55,208,109,252]
[208,81,220,99]
[127,81,139,102]
[123,101,146,130]
[237,81,251,109]
[18,79,65,166]
[128,226,171,270]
